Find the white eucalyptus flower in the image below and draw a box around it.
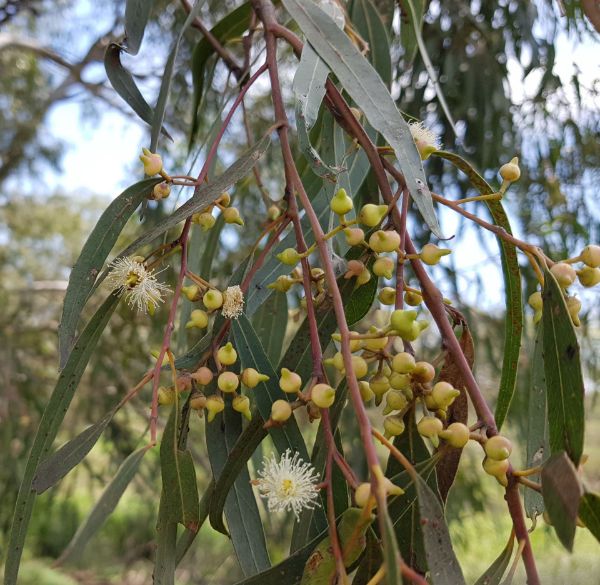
[256,449,321,520]
[408,121,442,160]
[222,285,244,319]
[106,256,171,313]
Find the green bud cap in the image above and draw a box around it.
[217,342,237,366]
[484,435,513,460]
[277,247,302,266]
[439,422,470,448]
[311,383,336,409]
[358,203,388,227]
[368,230,401,253]
[420,243,451,266]
[330,188,354,215]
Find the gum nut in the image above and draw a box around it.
[383,477,405,496]
[390,309,418,335]
[241,368,269,388]
[330,187,354,215]
[383,390,408,414]
[550,262,577,288]
[277,248,301,266]
[391,352,416,374]
[217,371,239,393]
[373,256,395,279]
[420,243,451,266]
[205,395,225,422]
[482,456,510,480]
[190,393,207,410]
[499,158,521,182]
[431,381,460,408]
[369,374,390,397]
[484,435,513,460]
[388,372,410,390]
[359,381,374,402]
[364,327,388,351]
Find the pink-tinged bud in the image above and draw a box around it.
[373,256,395,279]
[345,227,365,246]
[152,182,171,200]
[345,259,365,279]
[499,157,521,182]
[412,361,435,383]
[217,371,239,393]
[279,368,302,394]
[271,399,292,422]
[191,366,213,385]
[140,148,163,176]
[550,262,577,288]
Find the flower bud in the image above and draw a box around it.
[152,182,171,200]
[277,248,302,266]
[581,244,600,268]
[217,342,238,366]
[566,295,582,327]
[324,351,345,372]
[363,326,388,351]
[417,416,443,446]
[267,205,282,220]
[528,291,543,311]
[550,262,576,288]
[206,395,225,422]
[217,371,239,393]
[499,157,521,182]
[271,399,292,422]
[373,256,395,279]
[388,372,410,390]
[358,381,374,402]
[369,230,401,253]
[577,266,600,288]
[358,203,388,227]
[384,414,406,438]
[182,285,201,302]
[482,457,509,486]
[232,395,252,420]
[140,148,163,176]
[191,366,213,385]
[391,352,416,374]
[431,381,460,410]
[158,386,176,406]
[390,309,418,335]
[176,375,192,392]
[195,211,217,231]
[439,422,470,448]
[279,368,302,394]
[203,289,224,310]
[268,275,295,293]
[190,392,207,410]
[222,206,244,226]
[356,267,372,287]
[354,482,372,508]
[241,368,269,388]
[345,259,365,279]
[412,361,435,383]
[370,374,390,405]
[484,435,512,460]
[383,389,408,415]
[420,243,451,266]
[344,227,365,246]
[378,287,396,305]
[218,191,231,207]
[349,337,364,353]
[311,383,336,408]
[330,188,354,215]
[350,355,369,379]
[185,309,209,329]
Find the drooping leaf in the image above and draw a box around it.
[435,309,473,501]
[432,151,522,430]
[58,178,161,367]
[579,491,600,544]
[112,136,270,263]
[4,294,119,585]
[399,0,424,67]
[150,0,207,151]
[282,0,443,238]
[32,408,117,493]
[124,0,154,55]
[473,532,515,585]
[206,395,271,576]
[189,2,252,147]
[414,474,466,584]
[104,44,171,137]
[57,445,150,565]
[541,451,583,551]
[541,266,585,465]
[300,508,373,584]
[160,406,200,529]
[524,325,549,521]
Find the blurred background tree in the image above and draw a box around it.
[1,0,599,583]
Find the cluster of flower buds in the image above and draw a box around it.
[481,435,513,487]
[159,342,269,423]
[527,244,600,327]
[191,191,244,231]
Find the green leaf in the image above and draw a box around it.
[299,508,373,584]
[579,491,600,544]
[57,445,150,565]
[349,0,392,85]
[124,0,153,55]
[32,408,116,493]
[414,474,466,584]
[473,532,515,585]
[399,0,424,67]
[524,325,549,521]
[208,414,267,536]
[252,292,288,365]
[432,151,523,430]
[153,491,178,585]
[160,406,200,529]
[104,44,171,137]
[4,293,119,585]
[112,136,270,262]
[150,0,206,151]
[541,451,583,551]
[206,396,270,575]
[282,0,443,238]
[542,266,585,465]
[189,3,252,147]
[58,177,161,367]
